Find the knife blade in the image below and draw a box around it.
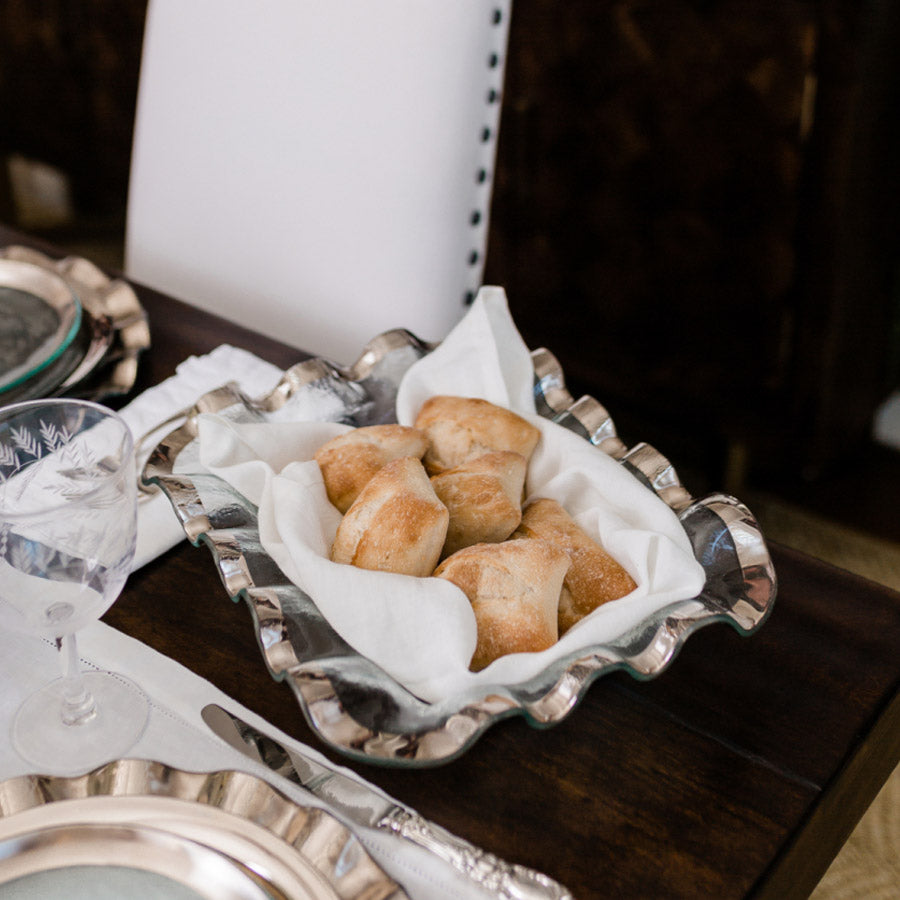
[201,703,573,900]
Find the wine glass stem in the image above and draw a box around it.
[57,633,97,726]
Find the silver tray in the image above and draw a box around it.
[144,329,777,766]
[0,245,150,403]
[0,259,82,394]
[0,758,406,899]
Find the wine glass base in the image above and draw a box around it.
[12,671,150,775]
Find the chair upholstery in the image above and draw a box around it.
[126,0,511,363]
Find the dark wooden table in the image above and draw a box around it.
[4,225,900,900]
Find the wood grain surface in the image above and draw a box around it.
[4,225,900,900]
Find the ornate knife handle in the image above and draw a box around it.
[379,807,574,900]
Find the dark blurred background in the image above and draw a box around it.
[2,0,899,543]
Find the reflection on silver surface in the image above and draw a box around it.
[1,865,210,900]
[144,331,777,766]
[0,759,406,900]
[203,703,574,900]
[0,246,150,402]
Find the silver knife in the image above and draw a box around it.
[201,703,574,900]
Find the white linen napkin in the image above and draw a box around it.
[0,622,517,900]
[187,288,707,702]
[118,344,284,569]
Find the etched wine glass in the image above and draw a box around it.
[0,398,149,772]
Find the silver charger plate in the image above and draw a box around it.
[0,260,82,394]
[144,329,777,766]
[0,246,150,403]
[0,758,406,900]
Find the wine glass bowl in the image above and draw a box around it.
[0,398,148,773]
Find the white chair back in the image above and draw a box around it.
[126,0,511,363]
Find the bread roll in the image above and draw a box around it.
[414,395,540,475]
[331,456,448,577]
[430,451,527,557]
[434,539,570,671]
[515,498,636,634]
[315,424,428,513]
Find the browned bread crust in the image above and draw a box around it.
[430,451,527,557]
[321,397,639,670]
[434,539,570,671]
[315,424,428,513]
[331,456,448,576]
[413,395,540,475]
[515,498,637,634]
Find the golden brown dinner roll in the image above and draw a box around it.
[315,424,428,513]
[514,498,636,634]
[413,395,540,475]
[430,451,527,557]
[434,539,570,671]
[331,456,448,577]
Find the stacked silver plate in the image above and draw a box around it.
[145,328,778,767]
[0,246,149,405]
[0,758,406,899]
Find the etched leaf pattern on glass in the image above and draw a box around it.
[0,414,135,620]
[2,421,70,477]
